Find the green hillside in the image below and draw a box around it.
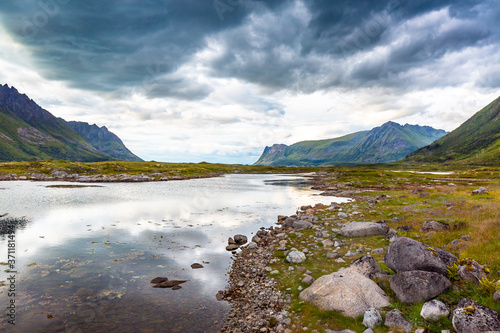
[255,122,447,166]
[407,96,500,165]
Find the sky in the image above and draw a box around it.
[0,0,499,164]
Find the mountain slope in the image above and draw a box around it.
[406,96,500,164]
[0,84,141,162]
[254,122,447,166]
[63,120,143,162]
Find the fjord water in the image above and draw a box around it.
[0,174,348,332]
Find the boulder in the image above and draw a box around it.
[293,220,313,230]
[322,239,334,247]
[233,234,247,245]
[421,220,449,232]
[286,251,306,263]
[384,309,412,333]
[384,237,457,276]
[299,270,390,318]
[458,259,487,285]
[283,217,297,228]
[339,222,389,237]
[420,299,450,321]
[452,298,500,333]
[338,212,348,219]
[247,242,258,249]
[371,248,384,255]
[363,307,382,329]
[390,270,451,303]
[472,187,489,195]
[340,255,382,279]
[327,252,341,259]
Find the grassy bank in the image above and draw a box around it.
[267,167,500,332]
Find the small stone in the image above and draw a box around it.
[226,244,239,251]
[322,239,334,247]
[301,275,315,285]
[421,299,450,321]
[363,307,382,329]
[371,248,384,255]
[286,251,306,263]
[327,252,341,259]
[494,289,500,303]
[191,263,204,269]
[270,270,280,275]
[234,234,248,245]
[247,242,258,249]
[384,309,412,332]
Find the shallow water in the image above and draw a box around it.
[0,174,348,332]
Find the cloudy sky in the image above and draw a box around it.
[0,0,499,164]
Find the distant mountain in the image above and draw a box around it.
[0,84,142,162]
[63,120,143,162]
[406,96,500,165]
[254,122,447,166]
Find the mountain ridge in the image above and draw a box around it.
[254,121,447,166]
[406,96,500,164]
[0,84,142,162]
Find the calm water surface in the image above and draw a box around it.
[0,174,348,332]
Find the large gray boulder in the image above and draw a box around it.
[299,270,390,318]
[420,299,450,321]
[390,270,451,303]
[384,237,457,276]
[452,298,500,333]
[384,309,412,333]
[339,222,389,237]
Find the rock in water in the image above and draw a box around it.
[150,277,168,284]
[152,280,188,288]
[452,298,500,333]
[384,237,457,276]
[384,309,412,333]
[191,263,204,269]
[363,307,382,329]
[339,222,389,237]
[226,244,239,251]
[420,299,450,321]
[234,234,248,245]
[390,270,451,303]
[286,250,306,263]
[299,271,390,318]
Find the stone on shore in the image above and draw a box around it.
[286,250,306,263]
[384,309,412,333]
[339,221,389,237]
[421,220,450,232]
[299,270,390,318]
[340,255,382,279]
[363,307,382,329]
[390,270,451,303]
[292,220,312,230]
[420,299,450,321]
[384,237,457,276]
[226,244,239,251]
[452,298,500,333]
[234,234,248,245]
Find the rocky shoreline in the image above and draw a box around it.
[0,170,222,182]
[219,173,500,333]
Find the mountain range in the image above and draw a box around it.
[0,84,142,162]
[406,96,500,165]
[254,122,448,166]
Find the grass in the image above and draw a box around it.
[265,166,500,333]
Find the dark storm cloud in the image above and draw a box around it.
[0,0,498,98]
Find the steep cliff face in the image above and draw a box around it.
[0,84,142,162]
[254,122,447,166]
[64,121,143,162]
